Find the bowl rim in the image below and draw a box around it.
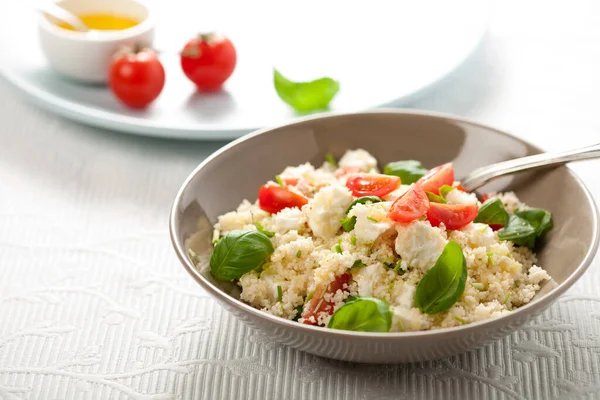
[169,108,599,339]
[38,0,155,42]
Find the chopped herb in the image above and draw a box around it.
[345,196,382,214]
[366,216,379,223]
[350,259,364,269]
[306,290,315,302]
[212,229,220,244]
[254,222,275,238]
[277,285,283,302]
[486,251,494,264]
[503,291,511,305]
[439,185,456,199]
[296,250,302,258]
[350,235,357,245]
[340,216,357,232]
[325,152,337,167]
[393,261,405,275]
[383,256,395,267]
[292,305,303,321]
[334,244,343,254]
[454,316,467,324]
[471,282,485,291]
[426,191,446,204]
[275,175,284,187]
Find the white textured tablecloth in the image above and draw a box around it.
[1,1,600,399]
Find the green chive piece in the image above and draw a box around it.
[325,152,337,167]
[471,282,485,291]
[212,229,220,244]
[296,250,301,258]
[275,175,284,187]
[503,291,511,305]
[366,216,378,223]
[350,236,357,245]
[254,222,275,238]
[277,285,283,302]
[454,316,467,324]
[334,244,342,254]
[393,261,405,275]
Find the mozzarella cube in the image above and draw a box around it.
[339,149,378,172]
[446,189,478,205]
[395,221,448,272]
[348,203,392,243]
[273,208,306,233]
[305,185,353,239]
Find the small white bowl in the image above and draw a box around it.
[38,0,155,84]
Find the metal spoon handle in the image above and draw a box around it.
[461,143,600,192]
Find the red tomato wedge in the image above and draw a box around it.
[426,202,478,230]
[417,163,455,195]
[346,173,400,197]
[302,273,351,325]
[258,185,308,214]
[388,185,430,223]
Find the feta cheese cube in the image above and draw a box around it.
[339,149,378,172]
[273,208,306,233]
[446,189,478,205]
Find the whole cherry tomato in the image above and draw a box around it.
[109,45,165,108]
[180,33,237,91]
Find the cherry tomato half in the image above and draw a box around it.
[258,185,308,214]
[417,163,455,195]
[426,202,478,230]
[388,184,430,223]
[302,273,351,325]
[180,33,237,91]
[346,173,400,197]
[109,45,165,109]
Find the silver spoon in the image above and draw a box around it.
[461,143,600,192]
[38,3,89,32]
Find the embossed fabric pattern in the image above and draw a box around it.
[2,0,600,398]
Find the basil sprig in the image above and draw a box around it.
[210,230,275,281]
[274,69,340,112]
[383,160,427,184]
[498,208,552,248]
[415,241,467,314]
[474,198,509,226]
[345,196,382,214]
[328,297,392,332]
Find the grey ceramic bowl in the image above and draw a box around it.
[169,110,599,363]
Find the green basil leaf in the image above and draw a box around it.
[383,160,427,184]
[254,222,275,238]
[327,297,392,332]
[273,69,340,112]
[414,241,467,314]
[498,214,537,248]
[426,191,446,204]
[516,208,553,237]
[474,198,509,226]
[439,185,456,199]
[345,196,382,214]
[210,230,275,281]
[340,216,357,232]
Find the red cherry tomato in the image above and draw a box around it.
[258,185,308,214]
[417,163,455,195]
[180,33,237,91]
[109,45,165,108]
[302,273,351,325]
[426,202,478,230]
[282,178,300,186]
[388,185,430,223]
[334,165,363,178]
[346,173,400,197]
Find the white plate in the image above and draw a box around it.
[0,0,490,140]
